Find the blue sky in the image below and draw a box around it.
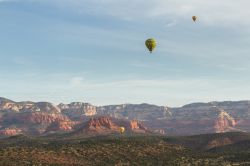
[1,0,250,106]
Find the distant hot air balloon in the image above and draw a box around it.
[192,16,197,22]
[119,127,125,134]
[145,38,157,53]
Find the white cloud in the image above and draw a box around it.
[67,78,244,91]
[165,20,177,28]
[70,77,84,87]
[39,0,250,26]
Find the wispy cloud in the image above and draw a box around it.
[165,20,177,28]
[33,0,250,27]
[65,77,250,106]
[2,72,250,106]
[70,76,85,87]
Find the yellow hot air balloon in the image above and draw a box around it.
[192,16,197,22]
[119,127,125,134]
[145,38,157,53]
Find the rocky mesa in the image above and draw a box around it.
[72,116,149,136]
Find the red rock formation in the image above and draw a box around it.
[126,120,148,133]
[4,112,70,125]
[0,99,61,113]
[73,116,148,135]
[0,128,22,136]
[2,97,250,136]
[129,120,141,130]
[87,116,115,130]
[214,111,236,133]
[59,102,97,119]
[46,121,77,132]
[1,112,73,135]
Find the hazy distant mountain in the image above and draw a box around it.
[1,97,250,137]
[96,103,171,121]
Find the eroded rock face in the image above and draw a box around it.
[214,111,236,133]
[3,112,70,125]
[178,101,250,119]
[1,97,250,137]
[34,102,61,113]
[73,116,148,135]
[97,104,171,121]
[0,98,20,112]
[144,107,238,136]
[129,120,141,130]
[46,121,78,133]
[0,112,73,136]
[0,99,60,113]
[87,116,115,130]
[0,128,22,136]
[59,102,97,119]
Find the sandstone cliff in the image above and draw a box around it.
[1,97,250,137]
[58,102,96,119]
[73,116,148,136]
[97,104,171,121]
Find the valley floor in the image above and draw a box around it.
[0,133,250,166]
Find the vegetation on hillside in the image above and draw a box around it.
[0,133,249,165]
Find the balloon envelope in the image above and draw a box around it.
[145,38,157,53]
[192,16,197,22]
[119,127,125,134]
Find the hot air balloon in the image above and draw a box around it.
[145,38,157,53]
[119,127,125,134]
[192,16,197,22]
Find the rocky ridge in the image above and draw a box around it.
[72,116,148,136]
[1,97,250,136]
